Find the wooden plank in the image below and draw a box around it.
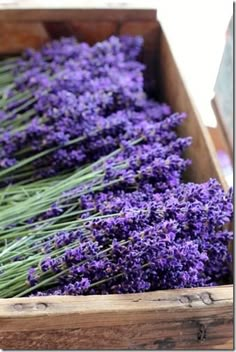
[43,22,74,39]
[0,286,233,349]
[0,22,49,54]
[211,97,233,160]
[158,27,228,190]
[0,319,233,350]
[69,21,117,43]
[0,9,156,22]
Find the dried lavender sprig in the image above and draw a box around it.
[1,178,233,297]
[0,229,130,297]
[0,36,155,182]
[0,138,143,229]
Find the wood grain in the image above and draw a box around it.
[0,286,233,349]
[69,21,117,43]
[0,22,49,54]
[0,9,156,22]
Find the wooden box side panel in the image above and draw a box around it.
[158,27,227,189]
[0,16,226,188]
[0,286,233,349]
[0,15,160,92]
[0,8,157,22]
[0,8,156,54]
[0,22,50,54]
[0,17,161,102]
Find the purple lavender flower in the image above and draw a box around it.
[0,36,232,298]
[27,268,39,286]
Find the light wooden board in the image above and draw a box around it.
[0,286,233,349]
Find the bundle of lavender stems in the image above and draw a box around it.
[0,36,233,298]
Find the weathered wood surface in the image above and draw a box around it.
[0,8,156,22]
[0,22,49,54]
[0,286,233,349]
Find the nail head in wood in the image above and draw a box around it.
[200,292,213,305]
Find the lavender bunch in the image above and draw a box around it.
[0,179,232,298]
[0,36,150,182]
[0,35,233,298]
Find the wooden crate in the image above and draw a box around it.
[0,6,233,350]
